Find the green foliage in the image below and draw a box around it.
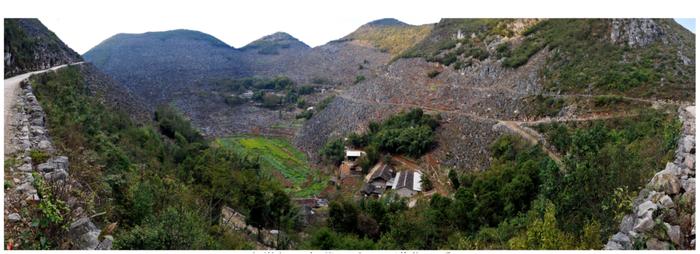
[321,138,345,165]
[427,70,441,78]
[115,206,218,249]
[507,200,575,250]
[317,96,335,111]
[538,110,680,236]
[29,149,50,165]
[420,174,433,191]
[448,168,460,189]
[356,108,440,158]
[295,110,313,120]
[529,95,564,117]
[304,227,376,250]
[30,66,298,249]
[216,136,326,197]
[354,75,366,84]
[155,105,203,143]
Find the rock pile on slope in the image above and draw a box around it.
[605,106,695,250]
[4,79,112,250]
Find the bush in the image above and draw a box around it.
[223,95,245,106]
[321,138,345,165]
[296,110,313,120]
[421,174,433,191]
[30,149,50,165]
[427,70,441,78]
[354,75,366,84]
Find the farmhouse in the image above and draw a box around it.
[360,163,395,197]
[392,170,423,198]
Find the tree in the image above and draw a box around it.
[320,139,345,165]
[448,169,460,189]
[421,174,433,191]
[328,200,359,234]
[508,200,574,250]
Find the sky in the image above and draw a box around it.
[1,0,698,54]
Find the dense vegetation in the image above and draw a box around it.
[310,108,680,250]
[29,67,300,249]
[320,108,440,167]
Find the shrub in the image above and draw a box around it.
[321,138,345,165]
[421,174,433,191]
[427,70,441,78]
[354,75,366,84]
[30,149,50,165]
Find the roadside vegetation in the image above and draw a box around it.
[29,67,301,249]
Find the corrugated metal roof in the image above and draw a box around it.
[392,170,423,192]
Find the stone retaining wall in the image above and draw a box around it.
[605,106,695,250]
[5,79,112,250]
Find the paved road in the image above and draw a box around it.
[4,63,81,155]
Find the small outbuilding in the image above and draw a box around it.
[392,170,423,198]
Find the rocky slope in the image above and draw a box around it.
[605,106,695,250]
[82,29,248,107]
[4,19,82,77]
[296,18,695,172]
[82,19,407,137]
[4,68,112,249]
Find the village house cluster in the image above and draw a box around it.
[341,149,424,198]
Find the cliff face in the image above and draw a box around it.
[4,19,82,77]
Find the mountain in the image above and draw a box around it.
[83,27,396,137]
[83,29,249,106]
[340,18,433,56]
[295,18,695,168]
[4,18,82,77]
[241,32,310,55]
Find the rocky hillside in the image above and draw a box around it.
[83,20,408,137]
[82,29,248,106]
[295,18,695,171]
[339,18,433,57]
[4,19,82,77]
[241,32,310,54]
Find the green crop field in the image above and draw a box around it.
[216,136,327,197]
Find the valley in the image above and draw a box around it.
[3,17,696,250]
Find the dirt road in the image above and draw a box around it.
[4,63,81,155]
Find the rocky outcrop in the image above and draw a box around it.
[605,106,695,250]
[4,19,82,77]
[4,77,111,250]
[610,19,667,47]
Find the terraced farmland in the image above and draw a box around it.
[216,136,327,197]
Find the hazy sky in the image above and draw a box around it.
[2,0,697,54]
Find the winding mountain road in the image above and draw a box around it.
[4,63,81,155]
